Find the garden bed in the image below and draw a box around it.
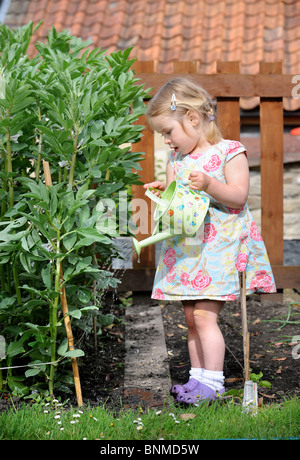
[1,290,299,413]
[75,290,300,411]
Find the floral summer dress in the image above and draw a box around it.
[152,139,276,301]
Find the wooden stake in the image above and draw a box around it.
[93,279,98,352]
[240,270,250,381]
[43,160,83,406]
[43,159,52,186]
[60,266,83,406]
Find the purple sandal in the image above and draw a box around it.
[171,378,199,395]
[176,382,225,404]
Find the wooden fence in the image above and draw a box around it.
[118,61,300,296]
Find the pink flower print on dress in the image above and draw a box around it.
[163,248,176,268]
[191,270,212,291]
[153,288,164,299]
[235,253,249,272]
[203,223,217,243]
[250,270,275,293]
[221,294,237,301]
[225,206,244,214]
[225,141,243,155]
[166,267,176,283]
[180,272,190,286]
[203,154,221,172]
[189,152,202,159]
[250,221,263,241]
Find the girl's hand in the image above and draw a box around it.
[143,181,166,197]
[187,154,249,209]
[188,171,210,192]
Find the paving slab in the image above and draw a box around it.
[124,301,172,409]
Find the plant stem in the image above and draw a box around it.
[68,134,78,187]
[49,235,61,398]
[0,146,7,217]
[12,266,22,306]
[5,127,14,209]
[35,103,42,181]
[5,126,23,302]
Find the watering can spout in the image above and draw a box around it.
[132,231,173,256]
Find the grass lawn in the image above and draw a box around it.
[0,396,299,441]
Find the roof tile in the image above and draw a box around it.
[3,0,300,110]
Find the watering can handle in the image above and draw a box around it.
[145,187,168,208]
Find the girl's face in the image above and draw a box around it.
[150,111,208,156]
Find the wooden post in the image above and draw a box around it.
[216,61,240,141]
[43,160,83,406]
[131,61,156,269]
[260,62,284,301]
[174,61,197,74]
[259,62,284,264]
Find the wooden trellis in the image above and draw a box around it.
[120,60,300,295]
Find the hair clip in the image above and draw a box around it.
[208,114,215,122]
[170,93,176,111]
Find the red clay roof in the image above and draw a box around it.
[4,0,300,110]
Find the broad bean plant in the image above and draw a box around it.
[0,22,148,397]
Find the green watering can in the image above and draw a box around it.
[132,179,210,257]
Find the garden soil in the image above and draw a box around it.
[1,290,299,413]
[76,289,300,412]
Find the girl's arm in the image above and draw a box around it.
[143,160,175,194]
[166,160,175,187]
[189,154,249,209]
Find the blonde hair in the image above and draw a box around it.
[147,77,222,144]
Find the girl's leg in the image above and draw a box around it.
[173,300,225,399]
[193,299,225,371]
[170,301,203,395]
[183,301,204,368]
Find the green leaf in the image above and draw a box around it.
[81,90,91,115]
[0,297,15,310]
[73,237,94,249]
[259,380,272,389]
[68,308,81,319]
[63,232,77,251]
[118,72,126,90]
[6,341,25,358]
[77,227,111,242]
[105,116,114,135]
[99,313,114,327]
[80,305,98,313]
[77,289,91,304]
[41,263,52,290]
[57,338,68,356]
[25,367,42,378]
[20,252,35,273]
[64,349,85,358]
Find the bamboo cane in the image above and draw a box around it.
[43,160,83,406]
[240,270,250,380]
[59,265,83,406]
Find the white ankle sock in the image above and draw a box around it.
[189,367,204,381]
[201,369,225,391]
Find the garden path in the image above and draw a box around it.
[123,294,171,409]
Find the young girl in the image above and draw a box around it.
[144,77,276,404]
